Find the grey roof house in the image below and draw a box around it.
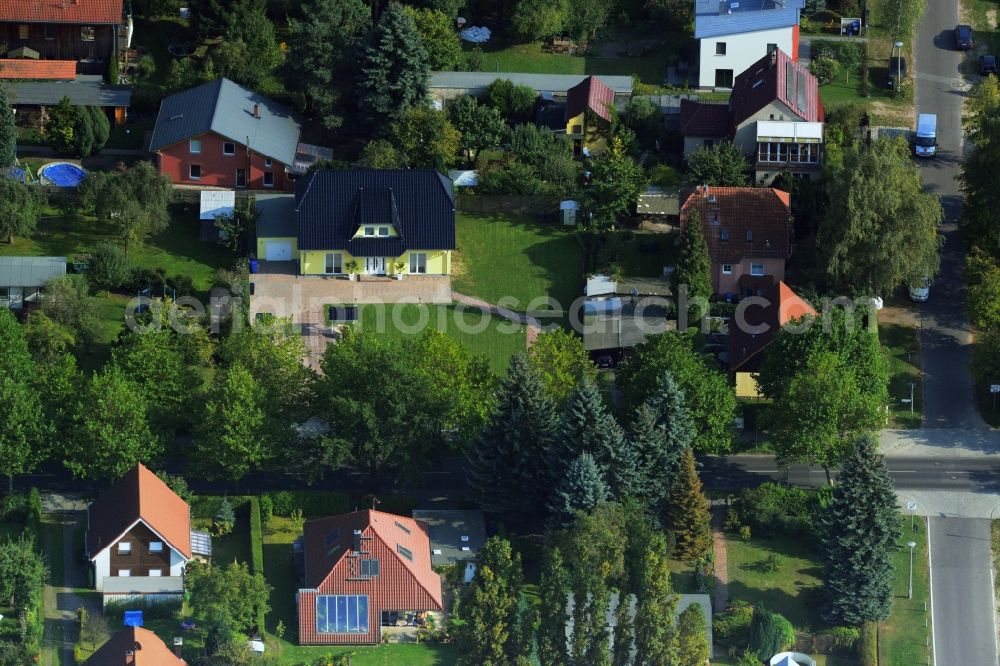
[0,256,66,310]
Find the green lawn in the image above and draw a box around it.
[453,212,582,315]
[879,516,932,665]
[616,231,677,278]
[462,35,680,86]
[881,323,923,428]
[352,304,527,374]
[964,0,1000,75]
[725,533,824,630]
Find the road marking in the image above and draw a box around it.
[929,518,938,666]
[891,470,918,473]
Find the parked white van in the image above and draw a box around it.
[914,114,938,157]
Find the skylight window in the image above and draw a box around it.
[324,529,341,547]
[397,544,413,561]
[395,520,411,534]
[752,80,764,89]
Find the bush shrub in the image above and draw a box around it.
[263,491,349,518]
[104,597,181,622]
[748,605,794,659]
[259,495,273,524]
[823,625,860,652]
[859,621,877,666]
[713,600,754,645]
[734,482,818,536]
[190,495,250,519]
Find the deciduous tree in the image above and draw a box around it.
[618,333,735,453]
[389,106,459,168]
[818,437,902,625]
[449,95,507,166]
[79,161,172,258]
[588,136,647,227]
[0,310,50,490]
[356,3,430,127]
[633,532,679,664]
[685,141,749,186]
[186,560,271,639]
[537,546,570,666]
[677,603,710,666]
[193,363,268,483]
[484,79,537,124]
[526,328,597,405]
[359,138,404,168]
[0,86,15,168]
[820,136,942,295]
[456,537,533,666]
[0,178,41,243]
[511,0,567,41]
[213,0,282,88]
[43,97,78,153]
[67,365,159,480]
[405,6,462,69]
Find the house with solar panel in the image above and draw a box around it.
[255,169,456,276]
[681,48,824,185]
[693,0,804,89]
[149,78,332,192]
[297,509,444,645]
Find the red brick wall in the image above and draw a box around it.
[156,131,292,191]
[297,526,443,645]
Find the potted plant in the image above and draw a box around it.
[394,262,406,280]
[345,260,359,281]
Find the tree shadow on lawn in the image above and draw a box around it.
[725,580,824,630]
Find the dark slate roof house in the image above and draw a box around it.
[294,170,457,255]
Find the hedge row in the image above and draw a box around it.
[191,495,251,520]
[263,491,349,518]
[859,621,877,666]
[248,497,266,633]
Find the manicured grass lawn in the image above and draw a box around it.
[463,37,677,86]
[616,231,677,278]
[354,304,526,374]
[881,323,923,428]
[278,642,459,665]
[453,212,582,314]
[725,533,823,630]
[879,516,932,665]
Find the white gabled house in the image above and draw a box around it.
[86,464,211,605]
[694,0,804,89]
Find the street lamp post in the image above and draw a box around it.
[907,499,919,533]
[907,540,917,599]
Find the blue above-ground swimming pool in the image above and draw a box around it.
[39,162,87,187]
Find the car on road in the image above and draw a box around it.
[914,113,938,157]
[909,277,931,302]
[955,24,974,50]
[888,56,907,89]
[981,54,998,76]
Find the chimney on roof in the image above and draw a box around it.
[770,49,778,67]
[353,529,362,554]
[253,103,261,119]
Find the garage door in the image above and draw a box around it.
[264,241,292,261]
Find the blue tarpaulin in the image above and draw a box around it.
[123,610,143,627]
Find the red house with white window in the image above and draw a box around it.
[149,78,302,191]
[297,510,444,645]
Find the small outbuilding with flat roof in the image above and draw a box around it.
[0,256,66,310]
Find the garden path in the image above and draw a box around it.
[452,291,541,348]
[711,507,729,614]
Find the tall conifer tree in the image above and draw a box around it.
[674,208,713,303]
[548,452,610,527]
[0,85,15,169]
[356,2,429,127]
[818,437,902,624]
[549,380,625,487]
[537,547,571,666]
[665,448,713,561]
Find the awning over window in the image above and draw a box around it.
[756,121,823,143]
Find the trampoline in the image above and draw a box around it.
[39,162,86,187]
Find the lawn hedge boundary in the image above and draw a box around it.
[249,497,266,632]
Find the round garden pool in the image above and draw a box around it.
[39,162,87,187]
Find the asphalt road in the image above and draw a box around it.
[913,0,984,430]
[911,0,995,658]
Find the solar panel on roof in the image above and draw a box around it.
[785,62,794,103]
[324,529,340,546]
[796,71,807,112]
[190,530,212,557]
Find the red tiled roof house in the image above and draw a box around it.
[297,510,444,645]
[86,464,209,605]
[0,0,126,76]
[680,185,793,298]
[565,75,616,156]
[86,626,186,665]
[729,280,816,397]
[681,49,825,185]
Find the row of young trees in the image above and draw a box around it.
[454,505,711,666]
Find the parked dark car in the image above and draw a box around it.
[887,56,907,89]
[981,54,998,76]
[955,24,974,50]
